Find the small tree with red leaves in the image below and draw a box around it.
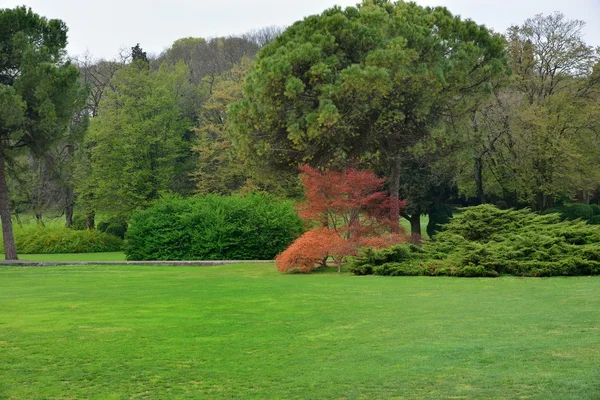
[275,227,345,273]
[276,165,406,273]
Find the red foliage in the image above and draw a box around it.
[276,228,406,273]
[275,228,345,273]
[298,165,405,238]
[276,165,407,273]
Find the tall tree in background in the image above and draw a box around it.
[458,13,600,209]
[131,43,148,64]
[193,59,251,195]
[192,58,301,197]
[0,6,83,259]
[80,61,193,214]
[504,13,600,209]
[230,0,507,234]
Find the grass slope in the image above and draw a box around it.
[1,263,599,399]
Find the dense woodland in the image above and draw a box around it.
[1,1,599,261]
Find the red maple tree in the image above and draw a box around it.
[276,165,406,273]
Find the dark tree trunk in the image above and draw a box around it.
[0,153,18,260]
[85,210,95,230]
[536,192,554,211]
[64,144,75,228]
[64,188,74,228]
[389,155,402,234]
[474,156,486,205]
[409,212,422,240]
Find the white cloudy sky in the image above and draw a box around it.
[2,0,599,59]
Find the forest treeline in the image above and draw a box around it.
[1,1,599,259]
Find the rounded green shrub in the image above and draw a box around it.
[590,204,600,216]
[124,194,304,261]
[562,203,593,221]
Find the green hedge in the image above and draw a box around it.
[124,194,303,261]
[13,225,123,253]
[349,205,600,277]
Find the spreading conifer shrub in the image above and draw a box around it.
[13,225,123,253]
[349,205,600,277]
[124,194,303,260]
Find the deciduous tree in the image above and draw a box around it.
[276,165,405,273]
[80,61,193,214]
[459,13,600,209]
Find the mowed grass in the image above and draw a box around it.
[1,264,599,399]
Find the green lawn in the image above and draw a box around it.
[1,264,599,399]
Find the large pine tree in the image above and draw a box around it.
[0,6,84,259]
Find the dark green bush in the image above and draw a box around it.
[561,203,593,221]
[14,225,122,253]
[97,216,128,239]
[426,204,453,238]
[590,205,600,216]
[588,215,600,225]
[349,205,600,277]
[125,194,303,261]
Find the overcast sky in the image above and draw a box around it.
[2,0,599,59]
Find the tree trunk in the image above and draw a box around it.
[409,212,422,241]
[389,155,402,234]
[0,153,18,260]
[474,156,486,204]
[535,192,554,211]
[64,186,74,228]
[64,144,75,228]
[85,210,95,230]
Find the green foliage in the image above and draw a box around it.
[13,225,122,253]
[70,215,87,230]
[457,13,600,209]
[230,1,507,210]
[590,204,600,216]
[426,204,453,238]
[192,58,299,197]
[348,244,425,275]
[350,204,600,277]
[125,194,303,260]
[0,6,86,258]
[97,216,128,239]
[561,203,594,221]
[79,61,195,214]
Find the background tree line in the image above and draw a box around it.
[1,1,599,260]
